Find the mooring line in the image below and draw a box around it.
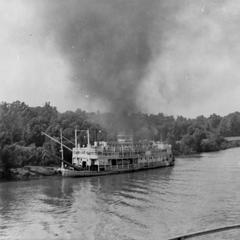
[169,224,240,240]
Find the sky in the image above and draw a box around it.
[1,0,240,117]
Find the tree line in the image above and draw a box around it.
[0,101,240,170]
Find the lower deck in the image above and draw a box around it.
[61,158,174,177]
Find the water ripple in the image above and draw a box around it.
[2,148,240,239]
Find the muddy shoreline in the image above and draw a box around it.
[0,166,60,181]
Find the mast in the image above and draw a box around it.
[87,129,90,148]
[75,128,78,148]
[74,129,89,147]
[60,129,64,169]
[41,131,72,152]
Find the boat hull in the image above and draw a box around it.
[61,159,174,177]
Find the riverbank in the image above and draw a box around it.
[1,144,240,181]
[0,166,60,181]
[173,139,240,156]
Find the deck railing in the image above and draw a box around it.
[97,151,139,157]
[96,151,168,159]
[102,161,167,171]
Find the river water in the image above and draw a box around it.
[1,147,240,240]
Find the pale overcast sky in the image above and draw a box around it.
[1,0,240,117]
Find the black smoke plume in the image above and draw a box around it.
[37,0,179,130]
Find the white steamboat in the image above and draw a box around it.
[42,130,174,177]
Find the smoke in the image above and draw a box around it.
[35,0,181,118]
[4,0,240,121]
[139,0,240,117]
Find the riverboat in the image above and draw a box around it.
[42,130,175,177]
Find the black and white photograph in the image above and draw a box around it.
[1,0,240,239]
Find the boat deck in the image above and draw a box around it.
[61,160,174,177]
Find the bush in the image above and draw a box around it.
[0,144,58,169]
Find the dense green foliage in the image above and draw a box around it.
[0,101,240,169]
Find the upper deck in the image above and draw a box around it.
[73,141,172,160]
